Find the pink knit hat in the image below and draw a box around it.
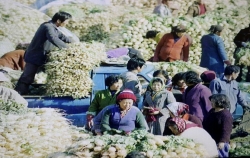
[116,89,137,102]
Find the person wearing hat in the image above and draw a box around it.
[200,25,231,77]
[152,24,192,62]
[143,77,176,135]
[100,89,147,134]
[163,102,202,136]
[85,75,123,131]
[0,72,28,106]
[200,70,216,88]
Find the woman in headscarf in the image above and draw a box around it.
[143,77,176,135]
[153,24,192,62]
[163,102,202,135]
[166,117,218,158]
[200,25,231,77]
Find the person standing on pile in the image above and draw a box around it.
[233,24,250,82]
[200,25,231,77]
[153,0,172,17]
[186,0,211,17]
[153,24,192,62]
[15,11,73,95]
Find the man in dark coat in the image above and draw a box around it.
[15,11,73,95]
[233,24,250,82]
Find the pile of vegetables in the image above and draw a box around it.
[0,98,27,114]
[110,0,157,8]
[151,61,207,77]
[0,108,74,158]
[45,2,152,44]
[0,0,50,48]
[14,0,36,6]
[48,130,208,158]
[111,4,250,64]
[45,42,107,99]
[230,141,250,157]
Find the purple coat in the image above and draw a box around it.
[183,83,212,122]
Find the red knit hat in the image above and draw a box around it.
[116,89,137,102]
[200,70,216,83]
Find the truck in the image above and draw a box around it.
[24,62,155,127]
[24,62,248,127]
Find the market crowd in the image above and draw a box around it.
[1,0,250,158]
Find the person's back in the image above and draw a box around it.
[0,50,25,70]
[180,127,218,157]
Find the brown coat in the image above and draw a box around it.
[186,2,211,17]
[0,50,25,70]
[153,33,190,62]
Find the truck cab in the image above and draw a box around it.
[25,62,155,127]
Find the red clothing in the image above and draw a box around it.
[153,33,190,62]
[0,50,25,70]
[199,4,206,15]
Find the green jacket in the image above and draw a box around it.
[87,89,119,116]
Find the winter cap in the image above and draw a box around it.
[209,25,223,33]
[167,102,189,117]
[0,72,9,82]
[200,70,216,83]
[116,89,137,102]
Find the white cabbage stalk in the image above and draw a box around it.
[45,42,107,99]
[0,0,50,46]
[34,72,48,84]
[0,108,76,158]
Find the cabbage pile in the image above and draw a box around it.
[48,130,208,158]
[45,42,107,99]
[151,61,208,78]
[110,4,250,64]
[0,108,74,158]
[45,2,152,44]
[0,0,50,48]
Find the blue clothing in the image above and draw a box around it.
[218,143,230,158]
[93,105,116,133]
[101,105,146,132]
[200,33,228,75]
[24,21,72,66]
[209,76,247,113]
